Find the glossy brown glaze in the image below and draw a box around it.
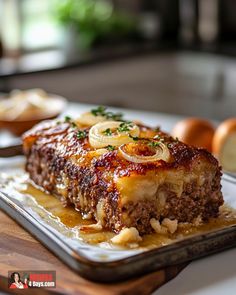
[23,120,219,174]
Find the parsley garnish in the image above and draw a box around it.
[148,141,160,148]
[91,106,106,117]
[106,145,115,151]
[129,134,139,141]
[65,116,72,122]
[117,122,133,132]
[105,111,123,121]
[64,116,77,128]
[91,106,123,121]
[103,128,112,136]
[77,130,87,139]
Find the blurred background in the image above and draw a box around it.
[1,0,236,120]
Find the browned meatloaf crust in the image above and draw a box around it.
[22,120,223,235]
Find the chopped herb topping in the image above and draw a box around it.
[148,141,160,148]
[105,111,123,121]
[117,121,133,133]
[129,134,139,141]
[77,130,87,139]
[91,106,123,121]
[64,116,77,128]
[91,106,106,117]
[103,128,112,136]
[64,116,72,122]
[106,145,115,151]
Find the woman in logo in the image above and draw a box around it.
[9,272,28,289]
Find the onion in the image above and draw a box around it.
[212,118,236,172]
[119,142,170,163]
[75,112,107,127]
[89,121,140,148]
[171,118,215,152]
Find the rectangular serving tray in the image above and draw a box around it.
[0,156,236,283]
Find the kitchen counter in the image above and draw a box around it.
[0,103,235,295]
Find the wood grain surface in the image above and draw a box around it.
[0,210,186,295]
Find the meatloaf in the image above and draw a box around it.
[22,115,223,235]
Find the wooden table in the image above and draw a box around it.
[0,210,186,295]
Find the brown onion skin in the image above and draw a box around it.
[212,118,236,157]
[171,118,215,152]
